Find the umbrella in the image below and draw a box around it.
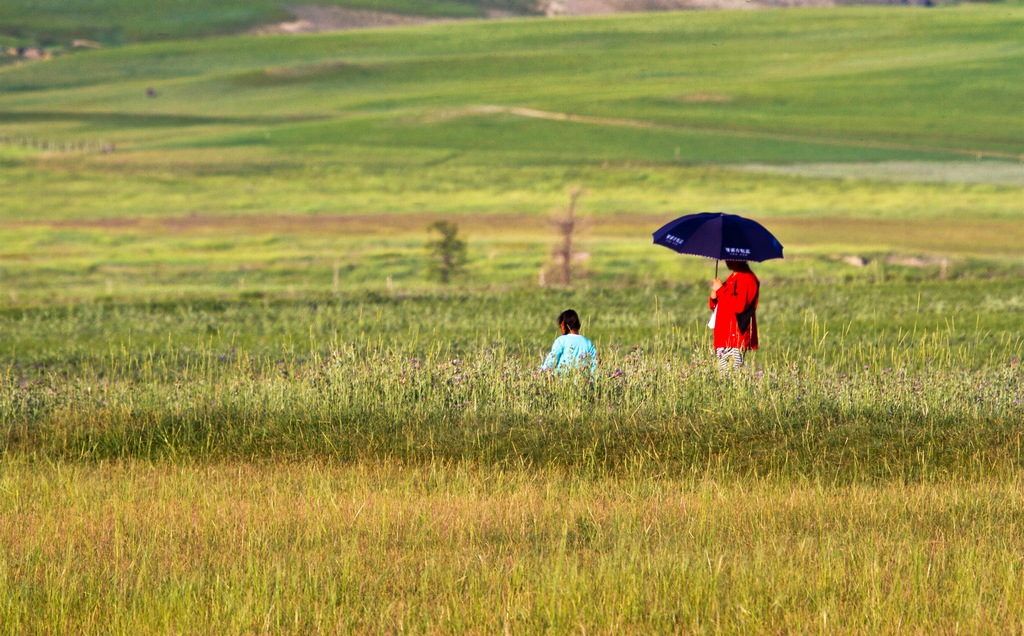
[652,212,783,275]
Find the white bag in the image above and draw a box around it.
[707,306,717,329]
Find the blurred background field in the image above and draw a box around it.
[1,6,1022,303]
[0,0,539,46]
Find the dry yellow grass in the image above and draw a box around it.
[3,459,1024,632]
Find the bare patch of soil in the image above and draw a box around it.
[250,6,452,35]
[540,0,921,13]
[252,1,919,36]
[679,93,733,103]
[5,212,672,238]
[738,161,1024,185]
[541,0,741,15]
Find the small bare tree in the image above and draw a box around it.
[551,188,584,287]
[426,220,467,285]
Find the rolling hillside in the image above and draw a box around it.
[0,6,1021,297]
[1,1,534,47]
[4,8,1022,157]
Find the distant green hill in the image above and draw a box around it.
[0,0,538,47]
[1,1,1013,48]
[1,7,1021,226]
[3,7,1020,158]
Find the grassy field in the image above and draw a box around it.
[2,278,1023,630]
[1,6,1023,632]
[1,6,1021,302]
[5,461,1024,632]
[0,0,536,47]
[4,281,1022,468]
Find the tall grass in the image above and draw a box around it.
[5,334,1020,478]
[2,282,1020,478]
[3,460,1024,632]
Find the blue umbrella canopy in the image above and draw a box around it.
[653,212,784,262]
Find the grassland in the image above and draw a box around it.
[1,6,1021,302]
[1,6,1023,632]
[2,276,1022,631]
[0,0,534,47]
[4,280,1023,468]
[5,461,1024,632]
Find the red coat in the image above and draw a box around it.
[709,270,759,350]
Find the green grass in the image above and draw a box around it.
[2,281,1021,473]
[3,8,1023,154]
[0,206,1021,310]
[0,0,536,47]
[1,8,1020,244]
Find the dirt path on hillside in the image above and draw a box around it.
[541,0,810,14]
[2,212,671,237]
[428,104,1024,162]
[250,7,453,35]
[252,0,865,34]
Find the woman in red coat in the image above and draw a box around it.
[709,260,759,371]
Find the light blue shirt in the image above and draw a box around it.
[541,334,597,373]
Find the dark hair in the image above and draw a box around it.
[725,260,752,272]
[558,309,581,332]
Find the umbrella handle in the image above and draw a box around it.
[715,259,719,279]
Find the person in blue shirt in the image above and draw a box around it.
[540,309,597,373]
